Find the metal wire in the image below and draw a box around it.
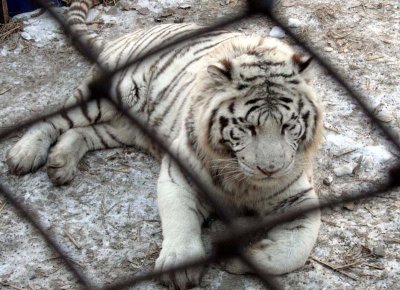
[1,0,399,289]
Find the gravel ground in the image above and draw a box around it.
[0,0,399,289]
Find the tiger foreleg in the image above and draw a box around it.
[47,119,137,185]
[6,86,117,176]
[155,156,207,289]
[224,190,321,275]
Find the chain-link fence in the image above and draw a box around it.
[1,0,399,289]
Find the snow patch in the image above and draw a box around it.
[358,145,393,171]
[324,131,361,152]
[21,8,68,47]
[135,0,187,14]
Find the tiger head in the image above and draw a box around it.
[193,36,323,184]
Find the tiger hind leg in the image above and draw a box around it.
[6,85,117,175]
[47,118,140,185]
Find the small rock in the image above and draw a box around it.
[269,26,286,38]
[343,201,355,211]
[373,245,386,257]
[323,176,333,186]
[348,64,359,70]
[121,1,136,11]
[0,47,8,57]
[288,18,302,28]
[174,16,185,23]
[159,8,174,18]
[136,7,150,15]
[324,47,334,52]
[179,4,191,9]
[374,106,395,123]
[21,31,32,41]
[333,163,357,177]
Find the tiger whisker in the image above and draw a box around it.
[213,169,243,177]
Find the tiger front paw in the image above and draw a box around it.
[47,150,78,185]
[155,239,205,289]
[6,136,50,175]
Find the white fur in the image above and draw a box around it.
[6,19,323,289]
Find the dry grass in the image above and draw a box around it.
[314,4,341,23]
[0,21,23,43]
[62,0,120,6]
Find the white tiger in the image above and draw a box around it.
[6,0,323,289]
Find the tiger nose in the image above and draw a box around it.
[257,165,279,176]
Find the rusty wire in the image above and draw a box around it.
[1,0,399,289]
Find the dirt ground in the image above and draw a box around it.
[0,0,399,289]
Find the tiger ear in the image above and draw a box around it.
[292,53,313,74]
[207,59,232,82]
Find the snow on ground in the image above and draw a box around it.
[0,0,399,289]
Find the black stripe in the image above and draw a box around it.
[133,81,140,102]
[167,158,178,184]
[129,24,195,72]
[152,77,195,128]
[150,35,237,105]
[169,85,195,134]
[185,107,198,152]
[206,107,221,146]
[76,89,91,123]
[94,98,102,123]
[270,72,295,78]
[248,125,256,136]
[245,105,261,120]
[240,60,285,68]
[104,125,127,146]
[297,98,304,113]
[219,116,229,132]
[243,76,259,82]
[245,98,264,105]
[193,35,235,56]
[261,171,303,201]
[279,97,293,103]
[301,111,310,142]
[61,110,73,128]
[47,120,57,132]
[119,25,175,67]
[273,187,313,211]
[77,131,91,148]
[100,30,144,62]
[229,130,240,140]
[153,31,228,79]
[237,84,249,90]
[279,103,291,110]
[68,18,85,25]
[150,54,205,112]
[79,1,89,9]
[145,24,200,72]
[92,126,108,148]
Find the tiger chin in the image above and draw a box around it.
[6,0,323,289]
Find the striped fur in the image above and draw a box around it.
[7,2,324,289]
[67,0,105,54]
